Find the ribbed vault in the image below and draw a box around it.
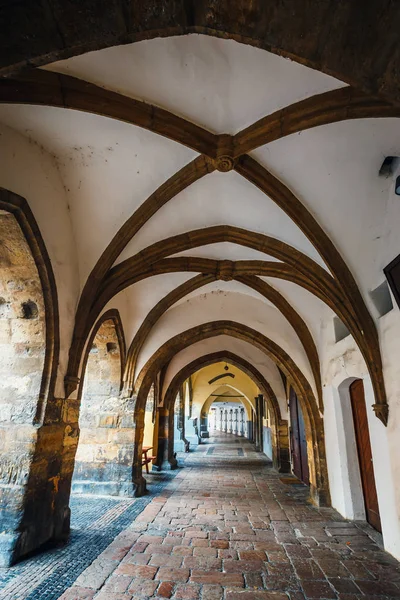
[1,13,400,568]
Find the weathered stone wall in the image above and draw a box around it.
[0,212,46,564]
[72,319,135,496]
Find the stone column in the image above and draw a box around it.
[153,407,176,471]
[224,409,228,432]
[234,409,238,435]
[275,419,291,473]
[229,409,233,433]
[254,398,261,451]
[177,388,189,452]
[240,408,245,436]
[219,408,223,431]
[167,408,178,469]
[257,394,264,453]
[247,419,253,441]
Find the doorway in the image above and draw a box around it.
[349,379,381,532]
[289,387,310,485]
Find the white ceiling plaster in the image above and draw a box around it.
[174,280,276,309]
[46,35,344,134]
[0,106,196,284]
[169,244,281,263]
[106,273,195,345]
[260,277,334,341]
[253,118,400,295]
[136,291,314,395]
[117,170,327,267]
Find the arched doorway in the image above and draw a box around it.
[289,386,310,485]
[349,379,381,532]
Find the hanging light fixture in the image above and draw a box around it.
[224,363,229,371]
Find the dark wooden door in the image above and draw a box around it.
[289,387,310,485]
[349,379,381,532]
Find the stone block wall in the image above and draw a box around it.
[72,319,135,496]
[0,212,46,564]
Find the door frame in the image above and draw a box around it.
[289,386,310,485]
[349,379,382,532]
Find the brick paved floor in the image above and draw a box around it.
[3,432,400,599]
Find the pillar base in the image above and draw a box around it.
[309,484,330,507]
[134,475,147,497]
[4,504,70,567]
[152,459,177,472]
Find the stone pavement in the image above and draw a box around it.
[1,432,400,599]
[57,432,400,600]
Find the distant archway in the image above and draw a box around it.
[133,322,327,505]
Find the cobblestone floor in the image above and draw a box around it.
[0,473,177,600]
[3,432,400,599]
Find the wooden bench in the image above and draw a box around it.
[142,446,156,473]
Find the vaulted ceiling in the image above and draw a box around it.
[1,32,399,424]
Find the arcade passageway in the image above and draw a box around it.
[3,433,400,599]
[2,3,400,595]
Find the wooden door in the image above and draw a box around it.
[349,379,381,532]
[289,387,310,485]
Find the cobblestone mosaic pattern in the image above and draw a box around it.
[0,473,177,599]
[59,433,400,599]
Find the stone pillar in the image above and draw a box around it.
[168,409,178,469]
[254,398,261,451]
[177,388,189,452]
[247,419,253,441]
[0,395,80,567]
[219,408,223,431]
[229,409,233,433]
[234,409,238,435]
[224,409,228,432]
[257,395,264,453]
[200,414,209,438]
[274,419,291,473]
[153,408,176,471]
[240,409,245,436]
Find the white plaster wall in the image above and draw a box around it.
[320,313,400,560]
[0,123,79,394]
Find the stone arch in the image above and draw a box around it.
[0,188,61,567]
[201,391,252,425]
[132,321,327,505]
[0,187,59,421]
[92,224,385,422]
[77,309,126,400]
[162,351,289,474]
[122,271,322,406]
